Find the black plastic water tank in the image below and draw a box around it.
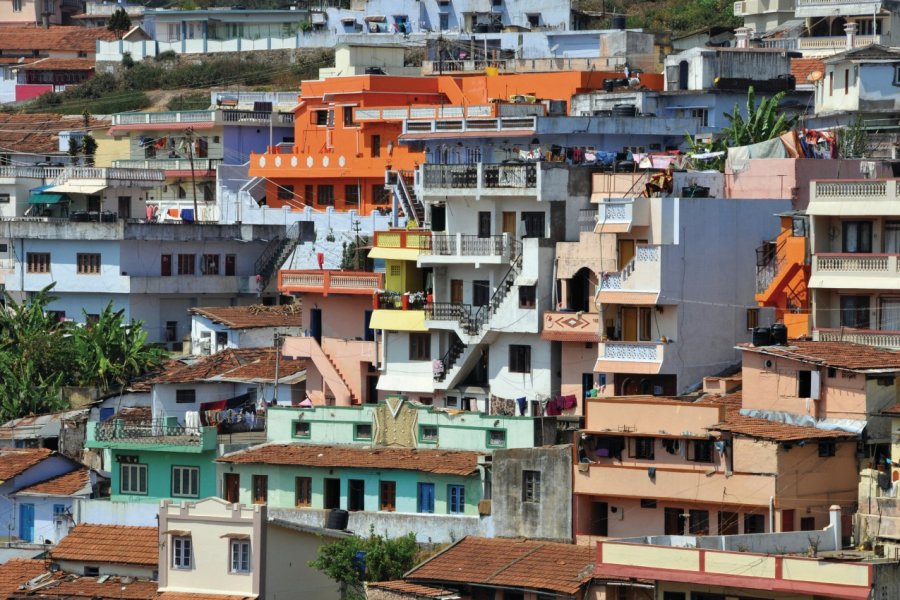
[326,508,349,530]
[752,327,772,347]
[612,104,637,117]
[612,15,627,30]
[771,323,788,346]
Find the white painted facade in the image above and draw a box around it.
[190,314,304,356]
[0,454,80,544]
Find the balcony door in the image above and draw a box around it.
[223,473,239,503]
[450,279,464,304]
[617,239,635,270]
[622,307,638,341]
[478,212,491,238]
[885,222,900,253]
[842,221,872,253]
[840,295,870,329]
[324,478,340,509]
[502,211,516,236]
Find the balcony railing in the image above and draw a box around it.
[376,292,428,310]
[92,419,206,444]
[424,234,517,260]
[112,110,217,126]
[815,328,900,349]
[0,166,64,179]
[405,116,536,136]
[814,253,894,272]
[279,270,383,295]
[373,229,432,251]
[221,110,294,125]
[421,163,537,191]
[600,341,665,362]
[758,35,880,50]
[600,244,661,291]
[111,158,222,171]
[354,104,497,122]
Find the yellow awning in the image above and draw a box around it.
[368,247,422,261]
[377,373,434,394]
[369,309,427,332]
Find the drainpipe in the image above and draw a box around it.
[829,505,842,550]
[769,496,775,532]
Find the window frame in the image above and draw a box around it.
[522,470,541,503]
[120,463,148,495]
[447,484,465,514]
[419,424,439,444]
[631,437,655,460]
[316,184,334,206]
[251,474,268,504]
[689,439,714,463]
[175,389,196,404]
[295,476,312,507]
[508,344,532,374]
[344,184,360,206]
[486,429,507,448]
[518,285,536,309]
[172,536,192,569]
[230,539,251,574]
[292,420,311,439]
[25,252,50,274]
[379,480,397,512]
[353,423,373,441]
[171,465,200,498]
[77,253,102,275]
[201,253,220,275]
[408,332,431,361]
[818,441,837,457]
[177,253,196,275]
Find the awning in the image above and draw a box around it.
[341,17,357,23]
[162,529,191,536]
[219,532,251,540]
[28,193,67,204]
[47,183,108,194]
[370,309,427,332]
[364,15,385,21]
[515,276,538,286]
[377,373,434,394]
[368,247,422,261]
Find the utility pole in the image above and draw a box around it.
[273,333,283,406]
[352,217,362,270]
[184,127,199,222]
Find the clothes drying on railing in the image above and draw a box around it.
[184,411,200,430]
[200,392,255,426]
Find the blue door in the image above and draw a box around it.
[417,483,435,513]
[19,503,34,542]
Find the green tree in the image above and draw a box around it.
[721,86,799,147]
[82,134,98,167]
[107,7,132,39]
[340,235,369,271]
[67,135,81,166]
[309,529,420,600]
[836,114,873,159]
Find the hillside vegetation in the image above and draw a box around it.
[577,0,741,35]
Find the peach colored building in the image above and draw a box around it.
[278,269,382,405]
[573,391,859,544]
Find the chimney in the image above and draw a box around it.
[845,22,858,50]
[735,27,751,49]
[829,505,842,550]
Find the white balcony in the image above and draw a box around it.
[129,275,256,294]
[418,234,517,266]
[597,244,662,305]
[111,158,222,173]
[810,254,900,290]
[111,110,218,126]
[815,328,900,349]
[758,35,881,50]
[594,341,666,374]
[796,0,884,17]
[808,180,900,216]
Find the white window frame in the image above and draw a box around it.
[120,463,148,495]
[230,539,251,573]
[172,465,200,498]
[172,536,192,569]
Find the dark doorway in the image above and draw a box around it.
[568,267,594,311]
[223,473,239,503]
[324,478,340,509]
[310,308,322,344]
[348,479,365,511]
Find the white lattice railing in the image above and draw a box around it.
[814,254,891,272]
[602,342,663,362]
[816,328,900,349]
[600,244,662,291]
[814,180,888,198]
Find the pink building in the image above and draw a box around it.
[573,389,859,544]
[279,269,382,406]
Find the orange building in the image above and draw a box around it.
[249,71,663,216]
[755,212,811,339]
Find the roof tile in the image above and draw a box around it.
[15,468,90,497]
[0,448,52,480]
[50,525,158,567]
[0,26,117,54]
[367,581,457,598]
[739,341,900,371]
[0,113,109,155]
[12,574,157,600]
[190,304,302,330]
[149,348,305,384]
[0,560,47,599]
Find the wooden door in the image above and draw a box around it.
[502,211,516,236]
[618,239,635,270]
[223,473,239,503]
[160,254,172,277]
[478,212,491,238]
[622,307,638,341]
[225,254,236,276]
[781,509,795,532]
[450,279,463,304]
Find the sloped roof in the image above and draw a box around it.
[15,468,91,497]
[0,114,108,155]
[791,57,825,82]
[0,26,117,54]
[366,581,458,599]
[50,525,158,567]
[738,341,900,372]
[218,443,482,476]
[190,304,303,330]
[0,409,88,442]
[0,560,47,600]
[17,58,96,71]
[149,348,305,384]
[0,448,53,481]
[824,43,900,64]
[406,537,594,596]
[156,594,254,600]
[11,574,157,600]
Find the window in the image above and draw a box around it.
[632,437,655,460]
[487,429,506,448]
[175,389,196,404]
[473,280,490,307]
[518,285,536,309]
[354,423,372,440]
[343,106,356,127]
[120,463,147,495]
[719,511,739,535]
[295,477,312,507]
[380,480,396,511]
[251,475,268,504]
[420,425,439,443]
[75,253,101,275]
[0,193,9,203]
[409,333,431,361]
[447,484,465,514]
[314,110,329,125]
[201,254,219,275]
[372,184,390,205]
[842,221,873,253]
[744,513,765,533]
[165,321,178,343]
[230,540,250,573]
[800,516,816,531]
[640,499,657,508]
[818,441,837,457]
[746,308,759,330]
[172,466,199,498]
[344,184,360,207]
[317,184,334,206]
[372,134,381,157]
[225,254,236,276]
[418,482,435,513]
[521,212,545,238]
[798,370,819,399]
[664,507,685,535]
[829,70,833,96]
[840,295,870,328]
[26,253,50,274]
[689,509,709,535]
[690,440,714,463]
[639,306,653,341]
[172,537,192,569]
[12,0,22,11]
[293,421,310,438]
[178,254,195,275]
[348,479,365,511]
[161,254,172,276]
[439,12,449,30]
[526,13,540,27]
[277,184,294,200]
[390,265,401,277]
[509,345,531,373]
[845,68,850,95]
[522,470,541,502]
[83,567,99,577]
[828,367,837,378]
[53,504,66,517]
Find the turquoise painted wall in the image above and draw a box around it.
[267,403,539,451]
[219,463,482,516]
[110,449,218,503]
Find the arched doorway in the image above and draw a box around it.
[568,267,597,312]
[830,17,847,37]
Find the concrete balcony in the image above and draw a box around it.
[541,310,601,342]
[795,0,885,17]
[111,158,222,173]
[0,166,165,186]
[418,234,517,266]
[810,253,900,290]
[111,110,218,127]
[221,110,295,126]
[403,116,537,137]
[129,275,255,295]
[594,341,666,374]
[86,418,217,453]
[593,199,651,234]
[575,462,773,506]
[597,244,662,305]
[814,328,900,349]
[733,0,797,16]
[808,179,900,216]
[420,162,537,196]
[759,35,881,50]
[354,103,539,122]
[278,270,383,296]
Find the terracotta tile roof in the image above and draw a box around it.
[738,341,900,371]
[0,448,52,481]
[0,113,109,155]
[190,304,303,330]
[156,593,254,600]
[112,406,152,422]
[149,348,305,384]
[367,581,458,598]
[15,468,90,496]
[218,443,482,476]
[50,525,158,567]
[883,404,900,415]
[124,359,183,394]
[18,58,96,71]
[0,26,117,54]
[705,392,858,442]
[406,537,594,596]
[11,574,158,600]
[0,560,47,599]
[791,57,824,82]
[0,57,41,66]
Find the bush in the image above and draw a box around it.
[155,50,178,62]
[122,51,135,69]
[167,92,211,111]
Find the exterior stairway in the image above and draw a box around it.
[253,222,300,294]
[386,170,426,227]
[283,336,356,405]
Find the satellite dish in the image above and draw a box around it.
[808,70,824,82]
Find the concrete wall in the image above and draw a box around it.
[0,456,77,542]
[73,497,159,526]
[107,448,218,503]
[491,445,572,541]
[265,522,341,600]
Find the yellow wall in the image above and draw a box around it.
[93,130,130,168]
[384,259,423,293]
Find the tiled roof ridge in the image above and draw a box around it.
[483,542,546,583]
